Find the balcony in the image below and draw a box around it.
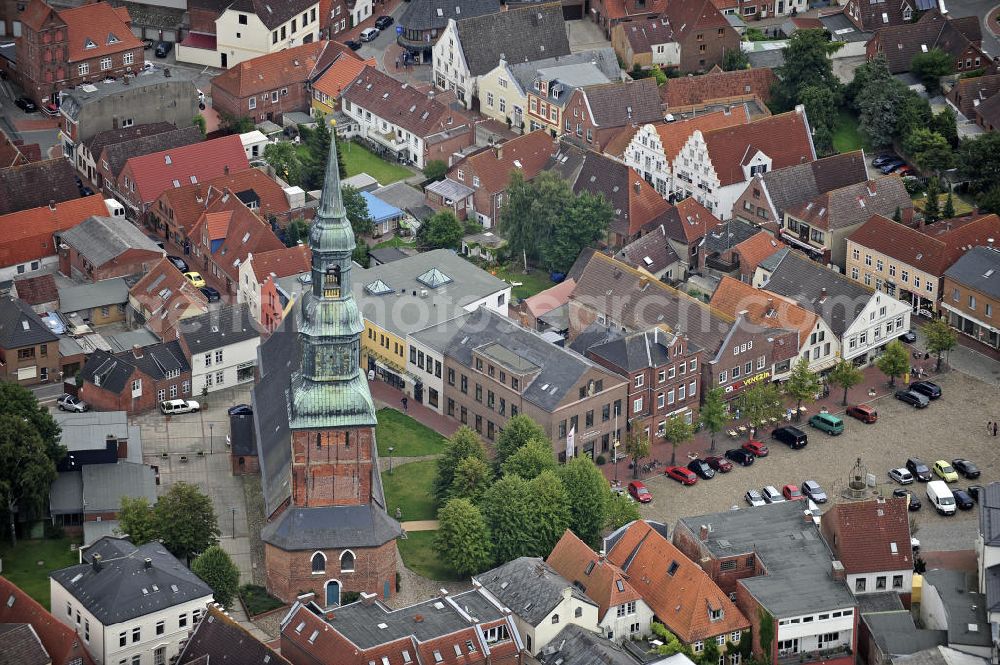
[705,253,739,273]
[777,645,853,665]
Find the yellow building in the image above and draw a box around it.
[362,321,408,390]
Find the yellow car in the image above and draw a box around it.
[184,272,206,288]
[933,460,959,483]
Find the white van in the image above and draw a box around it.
[160,399,200,415]
[926,480,956,515]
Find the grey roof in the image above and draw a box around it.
[368,247,408,265]
[371,181,427,214]
[894,645,995,665]
[759,151,869,221]
[100,126,204,179]
[80,340,189,393]
[53,410,142,463]
[59,216,164,267]
[921,569,992,648]
[546,140,588,183]
[49,471,84,515]
[260,504,402,550]
[83,520,121,548]
[508,48,618,97]
[59,69,198,122]
[105,328,161,352]
[59,278,130,313]
[107,1,185,29]
[792,178,912,231]
[986,565,1000,614]
[616,226,681,274]
[568,321,623,357]
[82,462,157,513]
[758,247,790,273]
[762,250,873,336]
[354,248,508,338]
[857,591,905,614]
[818,12,870,42]
[82,123,178,165]
[0,623,49,665]
[701,219,764,255]
[863,611,947,656]
[399,0,500,31]
[176,606,289,665]
[537,624,638,665]
[455,3,570,76]
[978,483,1000,546]
[179,304,260,354]
[475,557,595,626]
[252,323,298,516]
[425,178,476,200]
[582,78,663,128]
[0,296,58,349]
[445,308,620,412]
[678,501,856,617]
[944,247,1000,300]
[51,537,212,625]
[225,0,317,30]
[747,49,785,69]
[410,311,473,352]
[589,329,676,373]
[0,159,80,216]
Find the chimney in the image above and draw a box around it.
[224,165,230,176]
[699,524,709,541]
[634,181,641,194]
[819,287,827,303]
[562,586,573,600]
[989,238,995,248]
[325,610,336,620]
[831,560,846,581]
[360,591,376,606]
[143,558,152,569]
[438,588,449,598]
[132,344,143,359]
[91,553,102,572]
[49,200,56,210]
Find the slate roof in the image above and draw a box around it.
[367,247,408,265]
[947,74,1000,121]
[101,126,205,180]
[176,605,289,665]
[50,538,212,625]
[978,482,1000,546]
[895,646,996,665]
[755,150,869,221]
[537,624,638,665]
[710,276,816,345]
[588,328,677,373]
[943,246,1000,299]
[700,218,761,256]
[579,78,663,128]
[921,569,992,648]
[83,123,177,164]
[13,274,58,306]
[872,10,985,74]
[474,557,594,626]
[863,612,947,656]
[0,577,97,665]
[507,49,618,96]
[574,151,671,238]
[701,110,816,187]
[662,67,777,110]
[211,41,351,99]
[546,530,641,619]
[252,323,299,516]
[616,225,681,274]
[454,2,570,76]
[226,0,317,30]
[179,304,260,354]
[399,0,500,31]
[60,216,164,267]
[821,498,912,574]
[58,279,130,313]
[80,341,189,393]
[0,159,79,216]
[0,296,58,349]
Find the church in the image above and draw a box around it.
[253,129,401,606]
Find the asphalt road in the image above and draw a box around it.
[944,0,1000,56]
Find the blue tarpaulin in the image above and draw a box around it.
[360,191,403,224]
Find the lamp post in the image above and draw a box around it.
[388,447,395,475]
[231,507,236,538]
[209,423,214,455]
[613,440,621,486]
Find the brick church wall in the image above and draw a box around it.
[264,539,398,604]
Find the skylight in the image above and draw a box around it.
[366,279,393,295]
[417,268,453,289]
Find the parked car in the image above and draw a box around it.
[802,480,827,503]
[895,389,929,408]
[906,457,933,482]
[228,404,253,416]
[745,489,766,507]
[926,480,956,515]
[782,484,804,501]
[726,449,755,466]
[344,39,362,50]
[892,488,921,511]
[872,154,899,167]
[742,440,769,457]
[879,159,906,174]
[14,97,37,112]
[184,271,206,287]
[888,467,915,484]
[705,456,733,473]
[771,425,807,449]
[953,489,975,510]
[899,330,918,343]
[952,458,980,479]
[968,485,985,502]
[628,480,652,503]
[360,27,379,42]
[896,166,915,177]
[846,404,878,423]
[166,255,189,272]
[374,15,394,29]
[160,399,200,415]
[79,186,94,197]
[200,286,221,302]
[687,459,715,480]
[142,38,154,49]
[909,380,942,400]
[57,394,89,412]
[808,413,844,435]
[761,485,785,503]
[933,460,959,483]
[154,41,172,57]
[665,465,698,485]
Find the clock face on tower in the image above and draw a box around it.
[318,345,355,376]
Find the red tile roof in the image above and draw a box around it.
[653,107,751,164]
[602,0,666,21]
[0,576,97,665]
[662,68,777,110]
[661,0,732,40]
[710,275,816,346]
[821,498,913,574]
[547,530,642,619]
[661,196,720,244]
[312,54,375,101]
[129,258,208,339]
[0,196,108,269]
[733,231,785,273]
[190,201,284,283]
[454,130,557,196]
[13,273,59,306]
[58,1,143,62]
[701,110,815,186]
[122,135,250,206]
[523,278,576,318]
[251,245,311,282]
[211,41,359,99]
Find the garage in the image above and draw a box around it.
[563,3,584,19]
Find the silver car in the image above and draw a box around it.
[762,485,785,503]
[57,394,89,412]
[745,489,766,507]
[889,468,914,485]
[802,480,828,504]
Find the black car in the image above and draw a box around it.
[872,154,898,167]
[880,159,906,175]
[892,487,921,511]
[909,380,941,400]
[968,485,985,502]
[895,389,929,408]
[374,15,394,29]
[14,97,37,112]
[771,425,808,449]
[725,449,755,466]
[79,186,94,197]
[227,404,253,416]
[900,330,918,343]
[154,41,173,58]
[953,489,975,510]
[952,458,980,479]
[344,39,362,51]
[166,255,189,272]
[200,286,221,302]
[687,458,715,480]
[905,457,933,482]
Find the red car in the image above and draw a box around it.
[742,440,769,457]
[782,484,804,501]
[665,465,698,485]
[705,456,733,473]
[846,404,878,424]
[628,480,652,503]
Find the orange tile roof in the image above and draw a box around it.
[312,55,375,101]
[607,522,750,643]
[524,278,576,318]
[821,498,912,575]
[701,110,815,186]
[546,530,642,619]
[59,1,143,63]
[455,129,557,195]
[129,258,208,339]
[123,135,250,206]
[0,195,108,269]
[205,211,232,240]
[662,68,777,110]
[601,0,666,21]
[710,275,815,345]
[732,231,784,272]
[211,41,357,99]
[156,168,294,234]
[653,107,751,164]
[251,245,311,281]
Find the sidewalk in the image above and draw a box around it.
[368,378,461,438]
[401,520,439,531]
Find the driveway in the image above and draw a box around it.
[567,19,612,53]
[635,370,997,552]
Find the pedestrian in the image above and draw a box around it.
[401,396,408,413]
[994,422,998,437]
[991,421,995,436]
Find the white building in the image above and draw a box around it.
[408,312,474,415]
[236,246,310,331]
[179,304,261,394]
[921,569,994,660]
[50,536,213,665]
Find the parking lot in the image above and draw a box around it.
[636,370,1000,552]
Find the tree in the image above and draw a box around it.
[501,439,557,480]
[449,456,493,505]
[352,241,370,268]
[622,430,650,480]
[895,90,933,140]
[959,133,1000,193]
[876,339,910,387]
[930,106,959,148]
[700,636,721,665]
[734,383,785,436]
[423,159,448,182]
[417,210,464,250]
[557,456,609,548]
[494,415,547,470]
[772,30,842,111]
[542,189,612,273]
[978,186,1000,214]
[526,471,571,555]
[191,545,240,608]
[434,427,486,504]
[193,115,206,138]
[798,85,841,155]
[218,113,255,135]
[723,48,749,71]
[0,383,64,464]
[699,387,729,453]
[155,483,220,562]
[606,491,641,530]
[924,177,941,223]
[652,623,691,657]
[828,360,864,406]
[855,58,912,147]
[343,184,373,238]
[904,129,954,174]
[923,317,957,371]
[502,171,547,269]
[662,414,694,466]
[117,497,157,545]
[435,498,493,576]
[0,415,60,545]
[264,142,303,186]
[943,191,956,219]
[481,475,537,562]
[784,356,821,420]
[911,48,953,95]
[284,218,309,247]
[650,65,668,86]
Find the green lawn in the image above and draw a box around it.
[0,538,80,609]
[375,408,447,457]
[912,191,976,217]
[341,142,413,184]
[832,109,869,154]
[397,531,464,582]
[493,265,554,300]
[382,459,438,522]
[372,235,417,250]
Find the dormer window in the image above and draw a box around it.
[84,38,97,49]
[709,607,723,621]
[107,32,120,44]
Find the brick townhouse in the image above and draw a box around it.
[57,215,165,282]
[79,341,192,413]
[0,295,60,386]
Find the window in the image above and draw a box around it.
[855,578,866,592]
[239,13,247,23]
[732,631,742,642]
[717,635,726,645]
[100,57,112,70]
[249,97,256,110]
[78,63,89,75]
[892,574,904,588]
[156,620,164,635]
[179,613,187,628]
[83,619,89,642]
[693,642,705,654]
[341,550,355,572]
[876,576,887,590]
[132,627,141,643]
[634,374,644,388]
[719,370,728,384]
[575,607,583,618]
[552,614,560,624]
[154,646,166,665]
[311,551,325,573]
[119,631,127,647]
[124,52,133,65]
[633,397,643,413]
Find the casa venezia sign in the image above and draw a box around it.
[724,370,772,394]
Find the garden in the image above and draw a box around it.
[381,459,438,522]
[0,537,80,609]
[339,141,413,185]
[374,408,447,457]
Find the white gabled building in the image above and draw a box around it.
[179,303,262,394]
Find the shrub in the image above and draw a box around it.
[596,454,607,465]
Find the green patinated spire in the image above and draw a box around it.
[288,125,376,429]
